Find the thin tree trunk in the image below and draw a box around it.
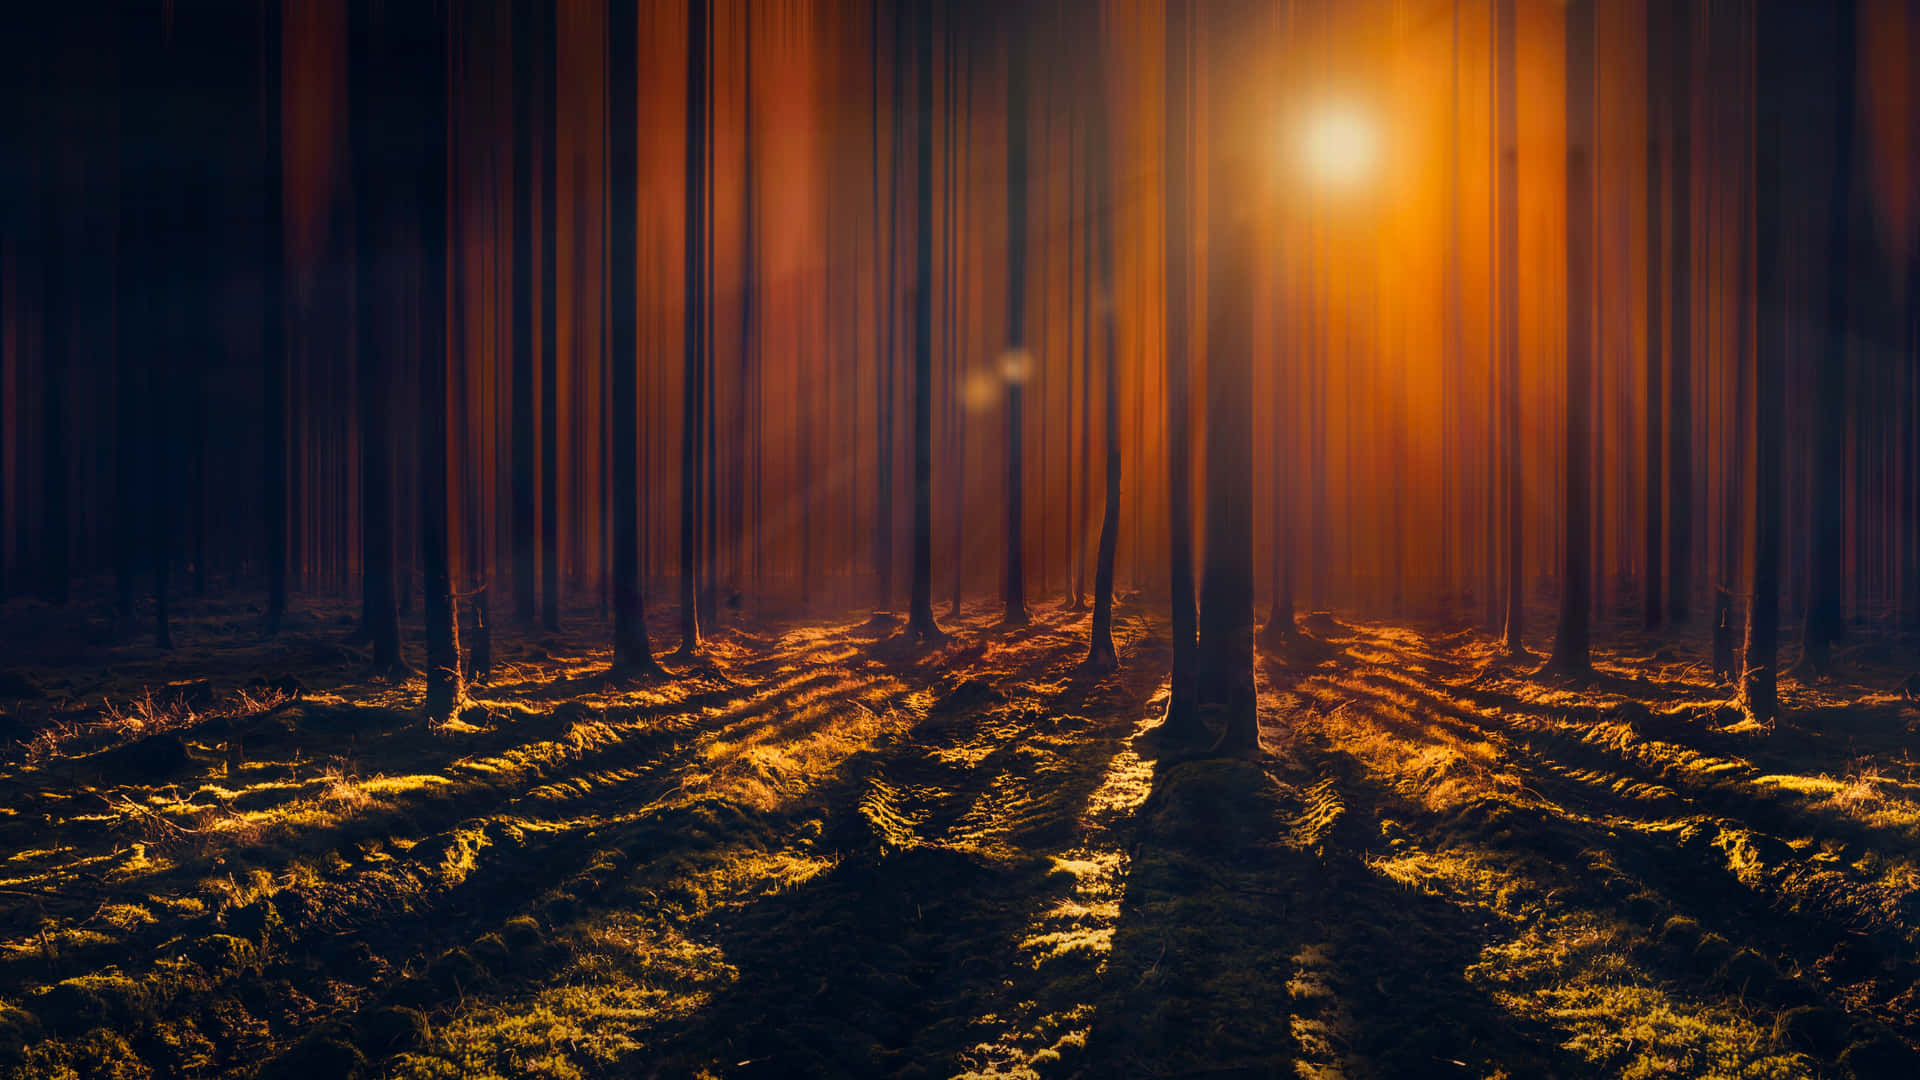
[417,3,459,724]
[351,0,402,675]
[1162,0,1203,739]
[1085,25,1120,672]
[678,0,706,657]
[1549,0,1595,675]
[1744,0,1791,722]
[510,0,536,624]
[1197,0,1259,754]
[609,0,661,677]
[1497,0,1525,657]
[1644,2,1666,630]
[263,0,288,635]
[1800,0,1855,677]
[1002,13,1030,628]
[1668,0,1694,625]
[540,0,560,632]
[907,0,941,642]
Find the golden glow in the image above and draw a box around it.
[1296,101,1379,190]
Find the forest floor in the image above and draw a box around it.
[0,588,1918,1079]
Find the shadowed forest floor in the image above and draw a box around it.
[1,590,1918,1079]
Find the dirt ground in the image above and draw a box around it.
[0,587,1917,1079]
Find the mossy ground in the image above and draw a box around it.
[1,589,1917,1078]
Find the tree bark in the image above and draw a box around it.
[1162,0,1203,739]
[1001,13,1030,628]
[262,0,288,635]
[1549,0,1595,675]
[1667,0,1694,625]
[1497,0,1525,657]
[1800,0,1855,678]
[510,0,537,625]
[351,0,402,675]
[1197,0,1259,754]
[907,0,942,643]
[609,0,662,677]
[416,2,459,724]
[678,0,706,657]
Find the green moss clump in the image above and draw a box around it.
[187,935,257,975]
[38,975,154,1037]
[0,1006,41,1066]
[1839,1031,1920,1080]
[1775,1005,1851,1057]
[1657,915,1702,957]
[500,916,544,951]
[1691,933,1736,977]
[1716,949,1775,997]
[355,1005,428,1056]
[275,1034,366,1080]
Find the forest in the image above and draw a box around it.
[1,0,1918,1077]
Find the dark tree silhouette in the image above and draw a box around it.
[609,0,663,678]
[1744,0,1794,722]
[1001,12,1030,629]
[1667,0,1694,626]
[262,0,288,636]
[1084,26,1121,674]
[351,0,403,675]
[1496,0,1524,658]
[1196,0,1259,755]
[1161,0,1203,740]
[414,3,459,724]
[510,0,537,625]
[906,0,941,644]
[1548,0,1595,676]
[1643,3,1666,631]
[678,0,707,658]
[540,0,560,633]
[1801,0,1855,677]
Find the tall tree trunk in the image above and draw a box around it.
[115,23,150,630]
[609,0,661,677]
[352,0,402,675]
[1162,0,1203,739]
[1085,27,1120,673]
[510,0,536,624]
[1800,0,1855,677]
[1716,30,1755,682]
[678,0,706,657]
[417,2,459,724]
[1644,3,1666,630]
[262,0,288,635]
[1668,0,1694,625]
[1197,0,1259,754]
[907,0,941,642]
[1744,0,1792,722]
[1549,0,1595,675]
[877,0,904,614]
[1497,0,1524,656]
[540,0,560,632]
[1001,13,1030,628]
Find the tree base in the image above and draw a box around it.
[607,657,668,683]
[1082,641,1119,673]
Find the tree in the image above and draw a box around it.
[1084,11,1120,673]
[351,0,403,675]
[1548,0,1595,675]
[678,0,707,658]
[510,0,537,625]
[1744,0,1794,723]
[414,2,459,723]
[1667,0,1694,626]
[262,0,288,636]
[1001,11,1030,629]
[1196,0,1260,755]
[1800,0,1855,677]
[608,0,663,678]
[906,0,942,644]
[1161,0,1204,740]
[1496,0,1525,658]
[540,0,560,633]
[1644,0,1666,631]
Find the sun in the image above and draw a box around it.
[1298,101,1379,190]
